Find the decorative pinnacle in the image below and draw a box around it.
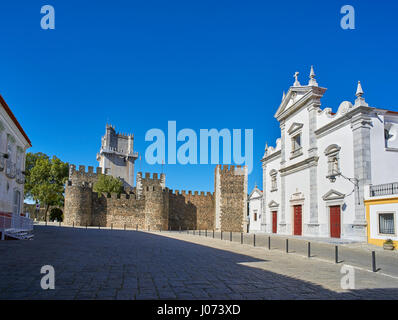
[293,72,301,86]
[356,81,364,98]
[282,91,286,101]
[354,81,368,107]
[308,65,318,86]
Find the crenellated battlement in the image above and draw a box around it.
[168,189,213,198]
[215,164,247,176]
[69,164,103,186]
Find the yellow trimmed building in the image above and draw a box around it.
[365,183,398,249]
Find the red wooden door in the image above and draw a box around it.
[293,205,302,236]
[330,205,341,238]
[272,211,277,233]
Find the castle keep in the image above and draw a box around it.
[96,125,138,187]
[64,164,248,232]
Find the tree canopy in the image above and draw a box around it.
[25,153,69,221]
[93,174,124,195]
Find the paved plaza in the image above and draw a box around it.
[0,225,398,300]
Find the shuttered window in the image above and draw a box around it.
[379,213,395,235]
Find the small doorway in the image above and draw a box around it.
[330,205,341,238]
[293,205,302,236]
[272,211,277,233]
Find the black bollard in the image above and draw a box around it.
[230,231,232,241]
[286,239,289,253]
[253,234,256,247]
[111,223,113,230]
[241,232,243,244]
[205,229,207,237]
[335,246,339,264]
[308,242,311,258]
[268,236,271,250]
[213,229,215,238]
[372,251,377,272]
[72,221,74,228]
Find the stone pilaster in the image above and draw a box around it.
[280,121,286,226]
[261,162,267,232]
[307,104,319,227]
[351,112,372,221]
[350,109,372,240]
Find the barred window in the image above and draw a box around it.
[379,213,395,235]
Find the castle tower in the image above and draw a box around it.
[214,165,248,232]
[136,172,169,230]
[64,181,93,226]
[96,124,138,187]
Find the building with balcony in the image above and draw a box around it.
[260,67,398,242]
[365,183,398,248]
[0,95,31,223]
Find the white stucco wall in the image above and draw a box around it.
[248,191,262,232]
[0,102,30,216]
[370,113,398,185]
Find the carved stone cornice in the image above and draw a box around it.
[279,156,319,176]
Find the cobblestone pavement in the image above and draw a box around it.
[0,226,397,300]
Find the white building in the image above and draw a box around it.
[248,186,263,232]
[260,67,398,241]
[0,95,31,219]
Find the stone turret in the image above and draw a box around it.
[214,165,248,232]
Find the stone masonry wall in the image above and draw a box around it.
[168,190,214,230]
[64,165,246,232]
[216,165,248,232]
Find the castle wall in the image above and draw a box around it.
[64,164,247,232]
[92,193,146,228]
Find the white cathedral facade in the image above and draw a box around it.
[251,67,398,241]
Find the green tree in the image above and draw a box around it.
[93,174,124,195]
[29,156,69,221]
[24,152,50,200]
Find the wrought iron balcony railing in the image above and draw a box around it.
[370,182,398,197]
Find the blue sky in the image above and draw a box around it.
[1,0,398,194]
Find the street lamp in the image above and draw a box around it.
[327,171,360,205]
